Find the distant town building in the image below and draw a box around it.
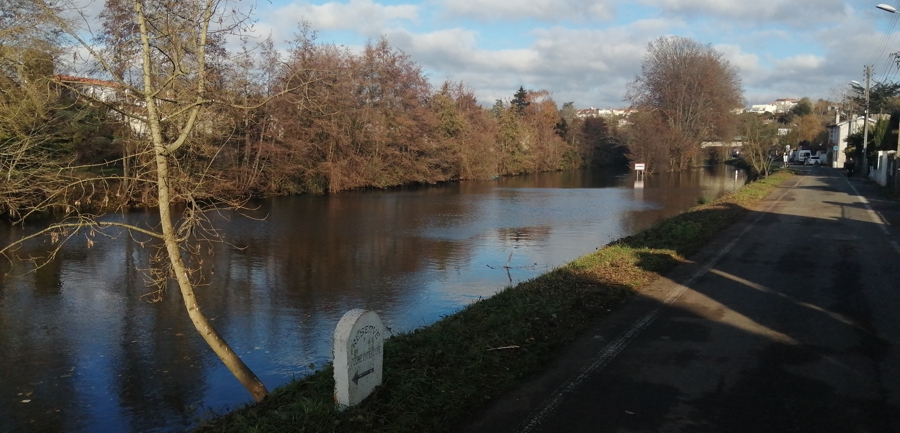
[773,98,799,113]
[748,104,777,114]
[576,107,629,119]
[747,98,799,114]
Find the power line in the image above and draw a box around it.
[873,1,900,83]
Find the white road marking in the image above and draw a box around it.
[846,181,891,235]
[845,177,899,254]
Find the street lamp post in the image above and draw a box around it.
[851,67,871,176]
[879,4,900,149]
[878,3,900,192]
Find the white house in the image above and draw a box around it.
[56,75,122,103]
[56,75,151,136]
[827,114,874,168]
[748,104,777,114]
[773,98,799,113]
[747,98,799,114]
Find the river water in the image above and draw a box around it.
[0,165,745,432]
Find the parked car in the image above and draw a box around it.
[805,156,822,166]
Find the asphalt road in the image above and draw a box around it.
[460,167,900,433]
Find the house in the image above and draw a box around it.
[747,98,799,114]
[576,108,600,118]
[827,114,874,168]
[55,75,148,136]
[55,75,122,103]
[748,104,776,114]
[773,98,799,113]
[576,107,630,119]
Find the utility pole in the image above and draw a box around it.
[862,65,871,176]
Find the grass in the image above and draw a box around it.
[196,170,794,433]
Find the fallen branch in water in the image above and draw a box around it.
[487,345,520,351]
[486,251,539,270]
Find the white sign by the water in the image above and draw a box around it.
[634,163,646,171]
[333,309,385,409]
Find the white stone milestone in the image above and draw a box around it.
[333,309,384,409]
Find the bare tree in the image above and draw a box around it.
[0,0,108,220]
[738,113,778,179]
[2,0,282,402]
[624,110,671,174]
[626,36,744,171]
[0,69,79,220]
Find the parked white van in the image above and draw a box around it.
[793,150,811,164]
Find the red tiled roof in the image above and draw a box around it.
[55,75,121,88]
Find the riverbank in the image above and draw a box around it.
[196,169,793,433]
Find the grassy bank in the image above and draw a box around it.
[197,170,793,433]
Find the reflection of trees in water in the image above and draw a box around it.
[32,254,63,296]
[159,187,488,383]
[112,236,210,431]
[224,188,480,307]
[0,246,76,431]
[0,222,211,432]
[495,226,552,246]
[621,167,743,237]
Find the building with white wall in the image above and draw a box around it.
[828,115,873,168]
[747,98,799,114]
[748,104,777,114]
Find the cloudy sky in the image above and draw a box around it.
[237,0,900,109]
[68,0,900,109]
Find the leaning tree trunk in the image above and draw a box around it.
[135,0,268,402]
[154,150,269,402]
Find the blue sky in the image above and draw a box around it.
[73,0,900,109]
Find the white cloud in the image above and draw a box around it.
[383,28,479,68]
[435,0,617,23]
[773,54,825,71]
[714,44,761,74]
[384,20,667,107]
[265,0,420,40]
[636,0,847,25]
[67,0,107,23]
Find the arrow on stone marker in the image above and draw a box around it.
[352,368,375,385]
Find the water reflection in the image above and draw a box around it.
[0,165,745,432]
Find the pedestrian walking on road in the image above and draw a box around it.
[845,157,855,178]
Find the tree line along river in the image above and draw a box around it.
[0,165,745,432]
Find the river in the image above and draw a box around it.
[0,165,745,432]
